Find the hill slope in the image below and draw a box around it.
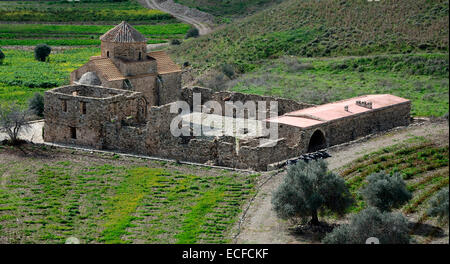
[170,0,449,73]
[173,0,284,19]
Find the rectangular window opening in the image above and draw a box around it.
[81,102,87,115]
[62,100,67,112]
[70,127,77,139]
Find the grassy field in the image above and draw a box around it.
[0,23,190,46]
[0,144,257,243]
[0,0,173,23]
[0,0,190,46]
[226,54,449,117]
[0,48,100,107]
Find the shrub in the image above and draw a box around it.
[171,39,182,45]
[28,93,44,117]
[360,171,412,211]
[322,207,410,244]
[0,49,5,65]
[185,28,199,39]
[427,188,449,224]
[271,160,353,225]
[222,64,235,78]
[0,103,30,144]
[34,44,51,62]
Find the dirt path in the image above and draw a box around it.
[141,0,213,35]
[234,121,449,244]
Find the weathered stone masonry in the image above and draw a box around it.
[43,22,412,171]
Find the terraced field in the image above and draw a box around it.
[0,0,173,23]
[0,0,190,46]
[0,48,100,107]
[0,145,257,243]
[338,136,449,242]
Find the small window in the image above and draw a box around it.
[70,127,77,139]
[107,51,110,58]
[139,52,142,60]
[80,102,87,115]
[62,100,67,112]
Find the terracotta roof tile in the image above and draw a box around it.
[148,50,181,74]
[100,21,147,43]
[92,58,125,81]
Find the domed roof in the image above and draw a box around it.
[100,21,147,43]
[78,72,102,86]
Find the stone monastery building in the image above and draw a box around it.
[70,21,181,106]
[44,22,411,171]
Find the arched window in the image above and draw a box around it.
[107,51,110,58]
[139,52,142,60]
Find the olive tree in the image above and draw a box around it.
[28,92,44,117]
[360,171,412,211]
[34,44,51,62]
[427,188,449,224]
[322,207,410,244]
[271,160,353,225]
[185,28,199,39]
[0,103,30,144]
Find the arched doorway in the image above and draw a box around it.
[308,130,327,152]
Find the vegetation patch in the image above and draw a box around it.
[0,23,190,46]
[0,147,257,243]
[340,140,449,215]
[0,48,99,107]
[0,0,174,23]
[226,54,449,117]
[171,0,448,73]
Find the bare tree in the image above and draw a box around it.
[0,103,30,144]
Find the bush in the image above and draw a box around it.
[0,103,30,144]
[360,171,412,211]
[28,93,44,117]
[185,28,199,39]
[34,44,51,62]
[0,49,5,65]
[171,39,182,45]
[322,207,410,244]
[427,188,449,224]
[271,160,353,225]
[222,64,235,78]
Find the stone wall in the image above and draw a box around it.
[101,41,147,61]
[44,84,412,171]
[158,72,182,105]
[181,86,315,116]
[297,100,411,153]
[44,85,147,148]
[115,58,157,76]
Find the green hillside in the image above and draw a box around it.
[174,0,284,19]
[171,0,448,73]
[170,0,449,117]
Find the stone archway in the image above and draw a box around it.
[308,129,327,152]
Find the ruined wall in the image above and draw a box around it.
[44,85,147,148]
[181,86,314,116]
[128,75,158,106]
[158,72,182,105]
